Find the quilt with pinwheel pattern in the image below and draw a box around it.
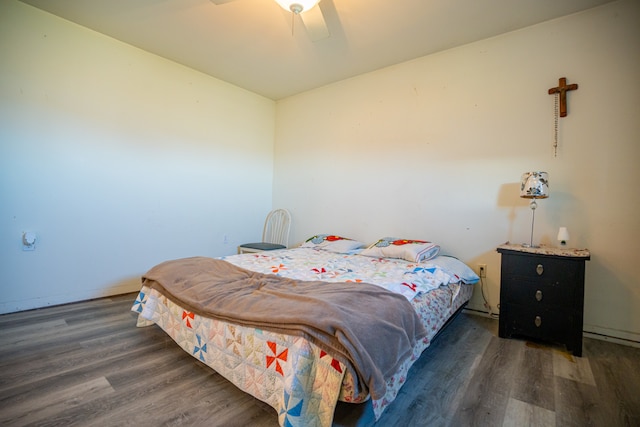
[131,247,476,427]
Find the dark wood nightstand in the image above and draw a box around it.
[497,243,590,356]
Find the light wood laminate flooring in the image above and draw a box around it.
[1,293,639,426]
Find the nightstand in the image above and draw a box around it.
[497,243,590,356]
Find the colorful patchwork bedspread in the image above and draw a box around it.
[221,248,461,301]
[132,248,474,426]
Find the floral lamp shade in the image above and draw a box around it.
[520,171,549,199]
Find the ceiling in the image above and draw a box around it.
[20,0,615,100]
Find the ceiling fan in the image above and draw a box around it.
[210,0,330,41]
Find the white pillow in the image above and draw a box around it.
[300,234,366,253]
[360,237,440,263]
[426,255,480,284]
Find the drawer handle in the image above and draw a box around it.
[536,264,544,275]
[535,316,542,327]
[535,290,543,301]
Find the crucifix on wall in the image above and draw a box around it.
[548,77,578,117]
[548,77,579,157]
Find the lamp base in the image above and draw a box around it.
[524,199,539,248]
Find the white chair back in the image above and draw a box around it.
[262,209,291,247]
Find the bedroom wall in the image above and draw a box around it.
[274,0,640,343]
[0,1,275,313]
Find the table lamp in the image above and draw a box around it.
[520,171,549,248]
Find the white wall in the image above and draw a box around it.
[274,0,640,342]
[2,0,638,343]
[0,1,275,313]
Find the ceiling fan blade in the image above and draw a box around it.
[209,0,238,4]
[300,4,329,41]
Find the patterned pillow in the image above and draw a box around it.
[300,234,366,253]
[360,237,440,262]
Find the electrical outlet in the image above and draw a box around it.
[22,231,36,251]
[478,264,487,278]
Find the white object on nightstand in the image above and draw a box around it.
[557,227,570,246]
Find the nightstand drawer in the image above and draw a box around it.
[501,303,575,343]
[502,253,581,286]
[501,278,576,308]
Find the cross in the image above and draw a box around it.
[548,77,578,117]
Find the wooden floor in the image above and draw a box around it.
[1,293,639,427]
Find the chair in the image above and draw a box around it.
[237,209,291,254]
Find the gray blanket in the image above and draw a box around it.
[142,256,428,399]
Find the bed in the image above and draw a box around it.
[131,235,479,427]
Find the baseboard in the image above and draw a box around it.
[463,307,500,320]
[0,281,140,315]
[583,325,640,348]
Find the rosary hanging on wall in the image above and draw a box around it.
[548,77,578,157]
